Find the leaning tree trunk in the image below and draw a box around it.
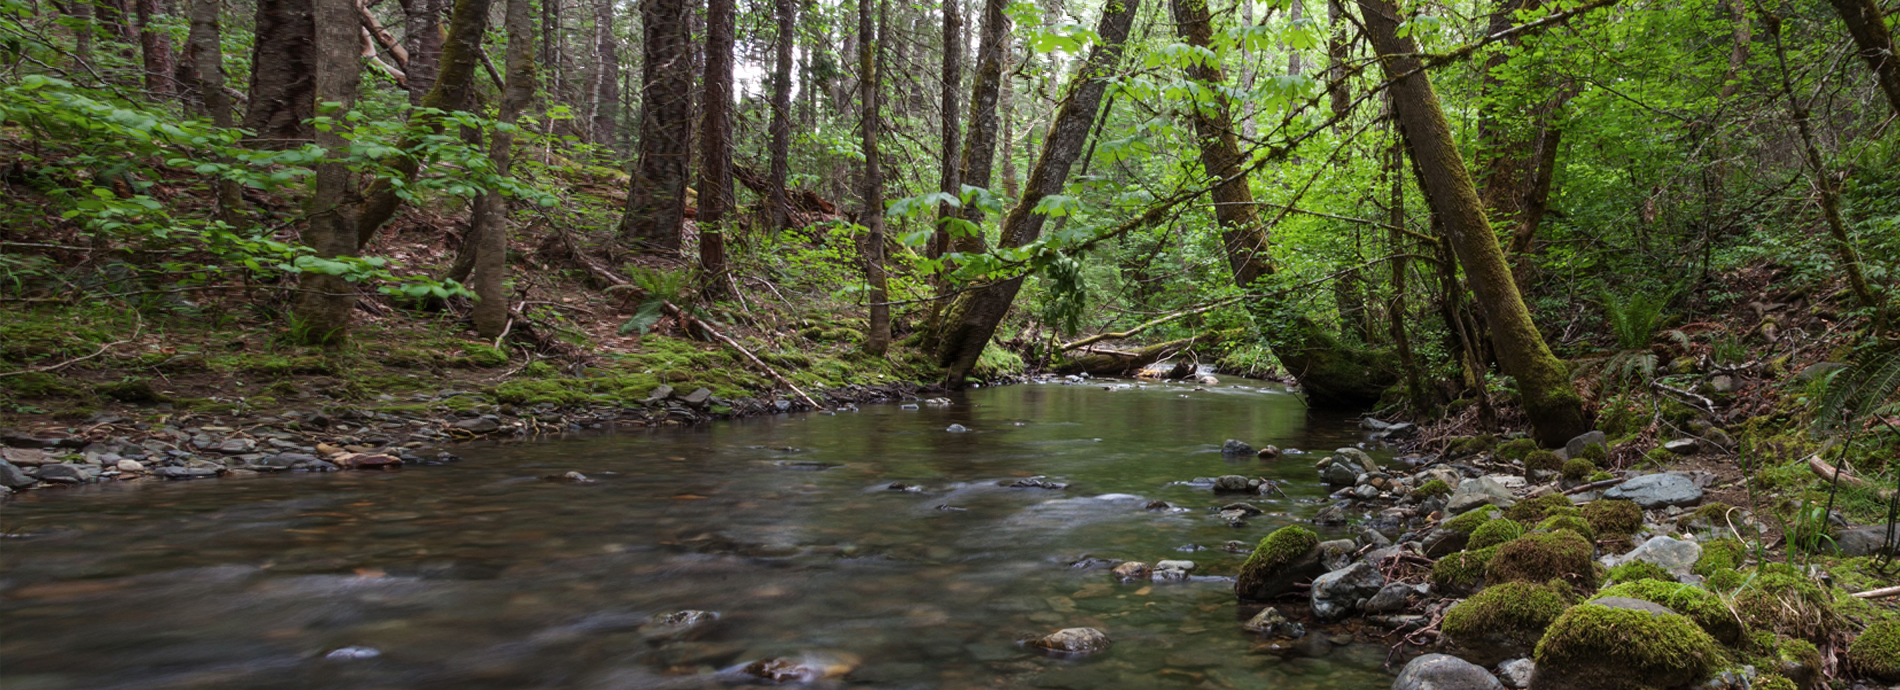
[467,0,536,338]
[932,0,963,260]
[244,0,316,145]
[1359,0,1588,445]
[766,0,797,229]
[136,0,177,99]
[399,0,444,103]
[293,0,365,345]
[1825,0,1900,116]
[699,0,736,299]
[617,0,695,250]
[859,0,891,356]
[935,0,1140,383]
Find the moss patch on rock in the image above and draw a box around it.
[1445,506,1503,535]
[1447,434,1498,456]
[1728,566,1842,643]
[1524,450,1563,473]
[1441,579,1575,665]
[1505,493,1577,523]
[1535,514,1597,543]
[1497,437,1539,462]
[1583,499,1643,536]
[1532,602,1724,690]
[1606,560,1673,584]
[1469,518,1526,550]
[1595,579,1744,644]
[1694,538,1746,577]
[1562,458,1596,482]
[1487,531,1599,589]
[1431,546,1498,595]
[1235,526,1322,601]
[1848,620,1900,681]
[1411,479,1452,499]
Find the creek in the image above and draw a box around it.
[0,379,1398,689]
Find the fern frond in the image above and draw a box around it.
[1814,349,1900,436]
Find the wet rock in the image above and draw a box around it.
[640,610,720,641]
[1025,627,1112,656]
[116,459,144,472]
[1256,445,1282,460]
[1662,439,1699,455]
[0,460,34,489]
[1311,561,1385,620]
[1336,447,1377,472]
[1110,561,1152,582]
[1153,560,1195,581]
[1002,476,1067,489]
[1,433,82,449]
[541,471,594,483]
[1236,527,1326,601]
[0,447,50,465]
[1322,463,1360,486]
[254,453,316,471]
[1833,524,1898,557]
[945,424,969,433]
[1318,539,1358,570]
[1222,439,1255,457]
[1498,659,1535,689]
[1361,528,1395,549]
[307,459,340,472]
[1242,606,1304,637]
[887,482,922,492]
[1564,431,1607,459]
[1603,473,1702,508]
[1392,653,1505,690]
[1213,475,1255,492]
[1447,477,1518,513]
[36,463,88,484]
[680,388,713,407]
[1364,582,1417,613]
[740,652,860,683]
[336,453,402,470]
[1144,500,1173,511]
[1608,535,1702,578]
[1355,485,1380,499]
[1380,422,1419,440]
[454,417,501,434]
[324,646,382,660]
[212,438,258,454]
[1311,504,1350,525]
[155,466,218,480]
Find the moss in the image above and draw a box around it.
[0,371,82,398]
[1431,546,1498,594]
[1595,579,1745,644]
[1445,506,1503,535]
[1677,502,1734,531]
[1606,560,1673,584]
[1693,538,1746,577]
[1729,568,1842,643]
[1506,493,1577,523]
[459,344,509,368]
[972,344,1026,379]
[1535,514,1597,543]
[1441,580,1575,664]
[1532,602,1723,690]
[1470,518,1527,550]
[518,361,558,378]
[1448,434,1498,455]
[1235,526,1321,600]
[1848,620,1900,681]
[1583,499,1644,536]
[1587,470,1615,482]
[1705,567,1744,591]
[1411,479,1452,498]
[1562,458,1596,482]
[94,378,168,404]
[1242,526,1320,574]
[1751,673,1797,690]
[1487,531,1599,589]
[1577,442,1609,464]
[1497,437,1539,462]
[1524,449,1563,473]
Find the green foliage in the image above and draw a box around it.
[1600,286,1674,350]
[1470,518,1527,550]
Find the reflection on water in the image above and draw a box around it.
[0,379,1396,689]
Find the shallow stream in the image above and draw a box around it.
[1,379,1398,689]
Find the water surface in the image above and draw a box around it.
[1,379,1397,689]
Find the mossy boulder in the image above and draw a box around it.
[1469,518,1526,551]
[1487,531,1599,589]
[1430,546,1498,596]
[1605,560,1672,584]
[1506,493,1577,523]
[1497,437,1539,462]
[94,377,167,403]
[1754,633,1823,689]
[1410,479,1452,499]
[1693,537,1745,577]
[1234,526,1324,602]
[1582,499,1643,537]
[1441,579,1574,666]
[1594,579,1744,644]
[1531,600,1723,690]
[1729,566,1842,643]
[1445,506,1503,535]
[1561,458,1595,482]
[1575,442,1609,464]
[1524,450,1563,474]
[1848,620,1900,682]
[1447,434,1498,456]
[1534,514,1596,543]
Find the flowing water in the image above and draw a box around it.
[0,379,1400,689]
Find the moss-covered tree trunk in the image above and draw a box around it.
[1825,0,1900,117]
[467,0,535,338]
[1360,0,1587,445]
[292,0,364,345]
[699,0,736,299]
[859,0,892,356]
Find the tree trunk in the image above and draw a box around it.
[767,0,796,229]
[860,0,891,356]
[998,52,1018,202]
[293,0,364,345]
[399,0,443,103]
[618,0,695,250]
[699,0,735,299]
[1326,0,1349,118]
[466,0,535,338]
[136,0,177,99]
[935,0,1140,383]
[1286,0,1303,76]
[933,0,963,260]
[1825,0,1900,116]
[590,0,620,147]
[182,0,242,220]
[1386,127,1426,409]
[244,0,316,145]
[955,0,1006,237]
[71,0,93,70]
[1360,0,1588,445]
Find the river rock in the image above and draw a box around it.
[1364,582,1417,613]
[1322,463,1360,486]
[1222,439,1255,456]
[1796,362,1846,382]
[36,463,88,484]
[1393,653,1505,690]
[640,610,720,642]
[1447,477,1517,513]
[155,466,218,480]
[945,424,969,433]
[1319,539,1358,570]
[454,417,501,434]
[1564,431,1607,459]
[0,460,34,488]
[1025,627,1111,656]
[335,453,402,470]
[1311,503,1350,525]
[1422,527,1471,559]
[1337,447,1377,473]
[1832,524,1897,557]
[1603,473,1702,508]
[1310,561,1386,621]
[0,447,50,465]
[680,388,714,407]
[1661,439,1698,455]
[116,458,144,472]
[1153,560,1195,581]
[1256,445,1282,459]
[741,652,861,683]
[646,384,675,402]
[1213,475,1255,492]
[1609,535,1702,578]
[1111,561,1152,582]
[212,438,257,454]
[1497,659,1535,689]
[1242,606,1304,637]
[324,646,382,660]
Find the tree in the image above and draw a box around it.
[934,0,1140,382]
[766,0,797,229]
[399,0,445,103]
[293,0,365,344]
[464,0,537,338]
[589,0,622,148]
[1358,0,1589,445]
[136,0,177,99]
[618,0,696,250]
[181,0,242,220]
[1824,0,1900,116]
[700,0,736,298]
[243,0,316,145]
[956,0,1006,236]
[860,0,891,355]
[932,0,963,260]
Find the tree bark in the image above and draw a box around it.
[1825,0,1900,116]
[590,0,621,147]
[933,0,964,260]
[399,0,444,103]
[70,0,93,67]
[181,0,242,220]
[244,0,316,145]
[955,0,1007,238]
[293,0,364,345]
[618,0,696,251]
[699,0,735,299]
[1326,0,1349,118]
[767,0,796,229]
[136,0,177,99]
[1360,0,1588,445]
[467,0,535,338]
[860,0,891,356]
[935,0,1140,383]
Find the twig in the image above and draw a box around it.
[1806,453,1895,501]
[1563,477,1624,495]
[1852,585,1900,599]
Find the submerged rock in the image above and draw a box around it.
[1392,653,1504,690]
[640,610,720,642]
[1110,561,1152,582]
[1221,439,1255,457]
[1242,606,1304,638]
[1025,627,1112,656]
[1152,560,1195,581]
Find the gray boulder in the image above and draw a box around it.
[454,417,502,434]
[680,388,714,407]
[1832,524,1897,557]
[1393,653,1505,690]
[1603,473,1702,508]
[1153,560,1196,581]
[1310,561,1385,621]
[1497,659,1535,689]
[1322,463,1360,486]
[1336,447,1378,473]
[36,463,88,484]
[0,460,34,488]
[1564,431,1607,459]
[1608,535,1702,578]
[1242,606,1304,637]
[1447,477,1517,513]
[1364,582,1418,613]
[1214,475,1255,492]
[212,438,258,454]
[1222,439,1255,456]
[1025,627,1111,656]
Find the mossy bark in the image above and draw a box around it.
[1359,0,1588,445]
[291,0,363,345]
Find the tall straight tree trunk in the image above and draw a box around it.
[935,0,1140,383]
[767,0,796,229]
[618,0,695,250]
[1326,0,1348,117]
[1825,0,1900,116]
[700,0,736,298]
[1359,0,1588,445]
[932,0,963,260]
[998,53,1018,201]
[1286,0,1303,76]
[468,0,536,337]
[182,0,242,220]
[136,0,177,98]
[955,0,1006,237]
[590,0,621,147]
[1386,126,1426,409]
[294,0,364,345]
[860,0,891,356]
[352,0,492,247]
[1170,0,1395,406]
[244,0,316,144]
[399,0,444,103]
[71,0,94,70]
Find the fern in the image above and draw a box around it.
[1601,287,1675,350]
[1812,349,1900,436]
[613,266,695,336]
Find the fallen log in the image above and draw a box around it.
[1054,335,1212,376]
[1806,453,1896,501]
[1853,584,1900,599]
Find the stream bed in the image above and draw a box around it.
[0,379,1399,689]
